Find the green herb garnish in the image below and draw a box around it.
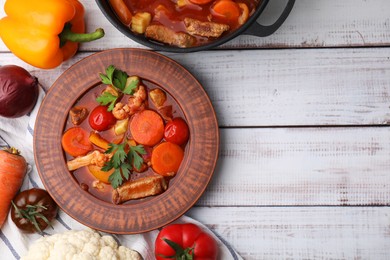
[97,65,140,111]
[102,141,146,189]
[96,92,118,111]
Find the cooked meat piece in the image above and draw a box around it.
[69,106,88,125]
[184,17,229,38]
[112,175,168,204]
[145,24,196,48]
[158,105,173,121]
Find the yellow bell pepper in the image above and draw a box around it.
[0,0,105,69]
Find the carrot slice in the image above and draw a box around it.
[62,127,93,157]
[151,142,184,176]
[130,110,164,146]
[212,0,241,21]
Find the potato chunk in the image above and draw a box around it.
[131,12,152,34]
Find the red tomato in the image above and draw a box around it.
[155,223,218,260]
[89,105,117,131]
[164,118,189,145]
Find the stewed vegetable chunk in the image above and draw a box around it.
[61,65,190,204]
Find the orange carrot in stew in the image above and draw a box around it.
[61,127,93,157]
[109,0,133,26]
[212,0,241,21]
[151,142,184,176]
[130,110,164,146]
[0,147,27,228]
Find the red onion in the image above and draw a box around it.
[0,65,39,118]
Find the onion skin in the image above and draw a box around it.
[0,65,39,118]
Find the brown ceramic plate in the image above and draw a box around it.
[34,48,219,234]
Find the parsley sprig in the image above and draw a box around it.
[97,65,139,111]
[102,141,146,189]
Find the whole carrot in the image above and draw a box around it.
[0,147,27,228]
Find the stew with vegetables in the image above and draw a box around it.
[61,65,189,205]
[109,0,260,47]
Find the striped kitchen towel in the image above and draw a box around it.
[0,86,242,260]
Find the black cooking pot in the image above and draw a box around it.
[95,0,295,52]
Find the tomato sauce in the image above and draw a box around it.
[117,0,260,46]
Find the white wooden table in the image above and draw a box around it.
[2,0,390,259]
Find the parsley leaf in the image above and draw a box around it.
[120,163,132,180]
[99,65,115,85]
[123,78,139,95]
[96,92,118,111]
[105,143,127,168]
[103,141,145,189]
[101,160,114,172]
[97,65,140,111]
[108,168,123,189]
[112,69,129,91]
[128,145,146,171]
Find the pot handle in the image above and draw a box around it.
[243,0,295,37]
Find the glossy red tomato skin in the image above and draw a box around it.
[89,105,117,131]
[164,118,189,145]
[155,223,218,260]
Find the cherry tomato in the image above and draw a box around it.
[155,223,218,260]
[164,118,189,145]
[89,105,117,131]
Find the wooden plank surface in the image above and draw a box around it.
[2,124,388,207]
[2,47,390,127]
[198,127,390,206]
[1,0,389,51]
[1,0,390,259]
[187,206,390,260]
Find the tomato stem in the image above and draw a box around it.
[160,238,194,260]
[3,147,21,156]
[11,201,52,234]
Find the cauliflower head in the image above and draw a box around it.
[21,229,141,260]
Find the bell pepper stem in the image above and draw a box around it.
[59,23,105,47]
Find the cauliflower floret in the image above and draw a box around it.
[127,85,147,114]
[21,229,141,260]
[112,102,131,120]
[90,151,110,167]
[98,246,118,260]
[112,85,147,120]
[101,234,117,248]
[118,246,142,260]
[21,240,52,260]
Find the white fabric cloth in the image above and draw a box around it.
[0,87,242,260]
